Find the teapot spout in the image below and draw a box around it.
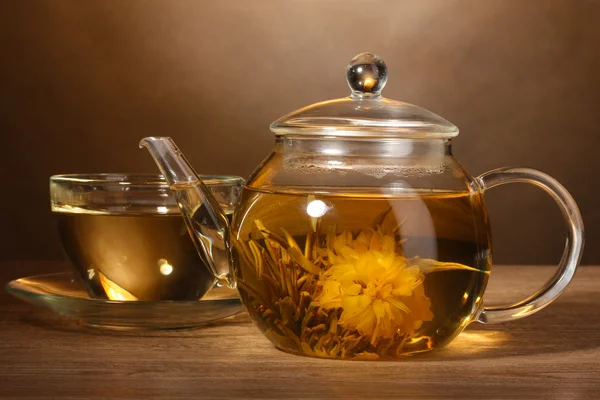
[139,137,234,287]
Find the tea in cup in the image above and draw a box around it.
[50,173,244,301]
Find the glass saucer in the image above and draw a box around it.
[6,272,244,330]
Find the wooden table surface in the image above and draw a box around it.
[1,261,599,400]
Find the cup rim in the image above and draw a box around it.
[50,173,245,187]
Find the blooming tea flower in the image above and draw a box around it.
[313,228,433,344]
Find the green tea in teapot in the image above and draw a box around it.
[232,187,491,359]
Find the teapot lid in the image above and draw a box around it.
[270,53,458,138]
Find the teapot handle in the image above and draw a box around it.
[474,167,584,324]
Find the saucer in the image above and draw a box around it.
[6,272,244,330]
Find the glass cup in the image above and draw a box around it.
[50,173,244,301]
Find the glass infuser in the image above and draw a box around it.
[140,53,583,359]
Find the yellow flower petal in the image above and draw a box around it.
[387,297,410,313]
[382,235,396,253]
[373,299,386,320]
[345,283,363,296]
[357,294,372,309]
[369,233,382,251]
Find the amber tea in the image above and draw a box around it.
[56,210,232,301]
[232,188,492,359]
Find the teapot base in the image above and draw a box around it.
[273,340,441,361]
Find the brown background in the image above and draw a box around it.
[0,0,598,265]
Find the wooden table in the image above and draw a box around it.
[1,261,599,399]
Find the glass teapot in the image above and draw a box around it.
[140,53,584,359]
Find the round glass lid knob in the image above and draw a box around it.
[346,52,388,98]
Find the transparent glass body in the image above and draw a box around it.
[231,138,492,358]
[142,134,583,359]
[140,52,584,359]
